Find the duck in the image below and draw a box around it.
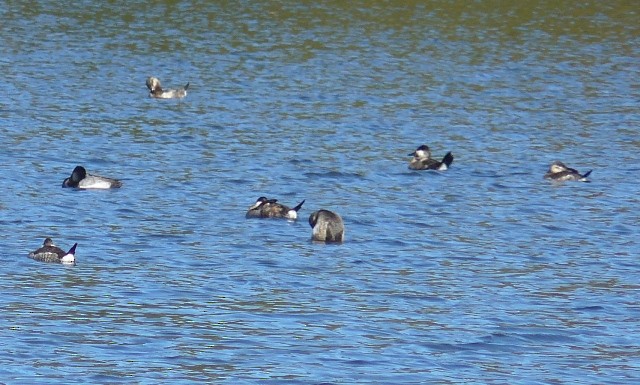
[408,145,454,171]
[246,197,305,220]
[544,161,592,182]
[29,238,77,264]
[146,76,189,99]
[308,209,345,243]
[62,166,122,189]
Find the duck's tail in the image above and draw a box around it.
[184,82,190,90]
[292,199,306,212]
[441,152,454,168]
[580,170,592,182]
[66,243,78,256]
[60,243,77,264]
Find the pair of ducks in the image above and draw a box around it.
[37,165,123,263]
[246,197,345,243]
[408,145,592,181]
[57,145,457,190]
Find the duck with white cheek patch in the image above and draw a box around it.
[408,144,454,171]
[146,76,189,99]
[544,161,592,182]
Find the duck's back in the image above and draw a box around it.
[79,174,122,189]
[260,203,291,218]
[29,245,65,263]
[545,170,582,181]
[311,210,345,242]
[409,158,439,170]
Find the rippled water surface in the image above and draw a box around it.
[1,2,639,384]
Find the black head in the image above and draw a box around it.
[409,144,430,156]
[71,166,87,182]
[249,196,274,211]
[62,166,87,187]
[43,237,54,246]
[256,197,278,204]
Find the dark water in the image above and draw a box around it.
[1,2,639,384]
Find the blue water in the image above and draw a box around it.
[1,2,639,384]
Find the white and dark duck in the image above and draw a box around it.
[308,209,345,243]
[29,238,77,265]
[146,76,189,99]
[408,144,454,171]
[544,161,592,182]
[246,197,306,220]
[62,166,122,189]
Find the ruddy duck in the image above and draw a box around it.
[62,166,122,189]
[408,145,454,171]
[544,161,592,182]
[308,209,345,243]
[146,76,189,99]
[246,197,305,220]
[29,238,77,264]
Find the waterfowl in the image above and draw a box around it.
[62,166,122,189]
[408,145,454,171]
[309,209,345,243]
[146,76,189,99]
[544,161,592,182]
[29,238,77,264]
[246,197,305,220]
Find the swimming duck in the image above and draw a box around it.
[408,145,454,171]
[29,238,77,264]
[544,161,592,182]
[309,209,345,243]
[246,197,305,220]
[146,76,189,99]
[62,166,122,189]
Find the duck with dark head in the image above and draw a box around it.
[408,144,454,171]
[246,197,306,220]
[29,238,77,264]
[62,166,122,189]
